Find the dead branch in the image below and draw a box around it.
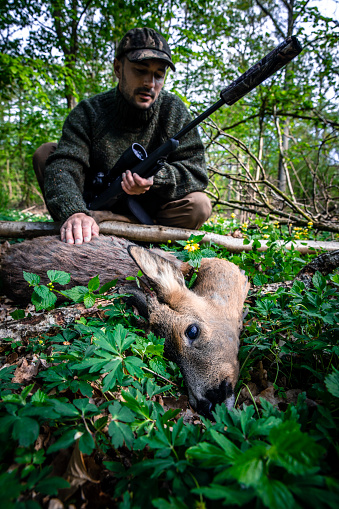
[1,220,338,253]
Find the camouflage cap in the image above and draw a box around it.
[116,27,176,71]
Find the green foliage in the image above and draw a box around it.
[22,269,117,310]
[202,215,321,283]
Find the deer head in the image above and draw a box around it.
[128,245,249,419]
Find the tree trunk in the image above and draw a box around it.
[277,116,289,192]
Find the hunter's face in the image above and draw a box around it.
[114,57,167,110]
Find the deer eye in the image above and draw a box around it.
[185,324,200,341]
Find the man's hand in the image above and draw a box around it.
[121,170,153,195]
[60,213,99,244]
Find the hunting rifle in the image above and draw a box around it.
[87,36,302,212]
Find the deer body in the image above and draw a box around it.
[0,235,249,418]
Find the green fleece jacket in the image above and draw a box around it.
[44,86,208,223]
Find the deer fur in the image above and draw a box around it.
[0,235,249,418]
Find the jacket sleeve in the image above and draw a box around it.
[151,94,208,201]
[44,101,93,223]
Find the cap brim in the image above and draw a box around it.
[126,49,176,72]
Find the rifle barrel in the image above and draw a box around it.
[174,36,302,141]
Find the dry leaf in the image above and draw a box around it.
[58,443,99,502]
[12,356,40,384]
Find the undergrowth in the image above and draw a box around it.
[0,215,338,508]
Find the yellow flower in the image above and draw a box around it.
[263,234,270,239]
[184,243,199,252]
[184,240,200,252]
[263,225,269,230]
[231,213,236,219]
[307,221,313,227]
[273,220,279,225]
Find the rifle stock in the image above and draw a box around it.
[88,36,302,211]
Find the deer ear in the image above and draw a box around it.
[128,245,187,303]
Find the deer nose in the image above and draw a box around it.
[196,380,234,419]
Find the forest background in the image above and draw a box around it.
[0,0,338,230]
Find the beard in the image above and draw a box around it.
[119,72,157,110]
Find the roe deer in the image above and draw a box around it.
[0,235,249,418]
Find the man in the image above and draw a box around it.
[33,27,211,244]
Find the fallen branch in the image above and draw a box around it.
[0,220,338,254]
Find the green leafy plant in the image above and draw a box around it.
[23,270,117,310]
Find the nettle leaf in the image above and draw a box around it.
[189,233,205,243]
[84,292,96,308]
[88,275,100,292]
[290,280,305,295]
[62,286,88,303]
[312,271,326,291]
[325,368,339,398]
[252,239,262,249]
[23,271,40,285]
[253,274,268,286]
[99,278,118,294]
[329,273,339,286]
[32,286,57,310]
[149,357,168,377]
[200,248,216,258]
[31,389,48,404]
[47,270,71,285]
